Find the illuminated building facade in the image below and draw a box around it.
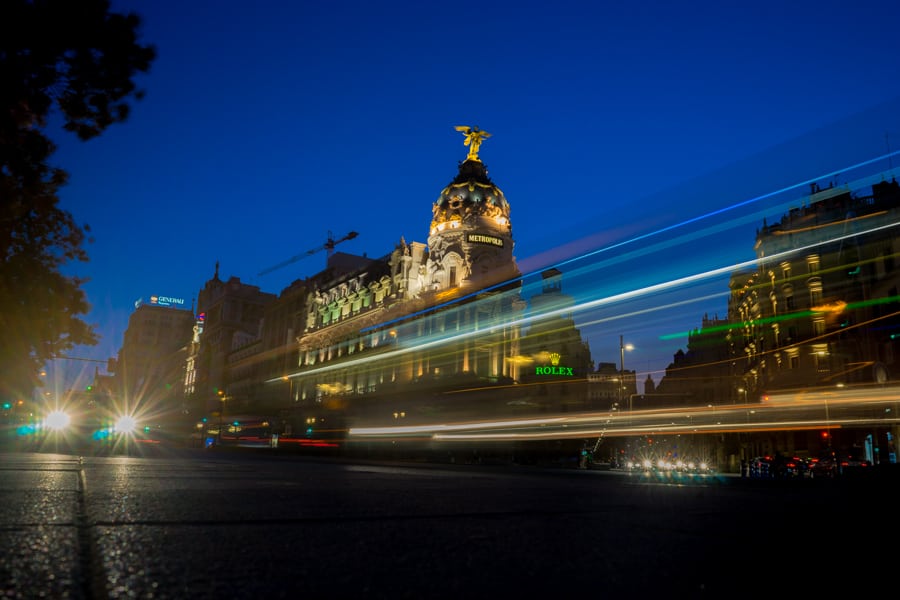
[282,130,528,431]
[178,128,596,448]
[729,178,900,395]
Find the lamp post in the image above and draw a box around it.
[282,376,295,403]
[619,335,634,415]
[216,389,226,446]
[737,388,747,404]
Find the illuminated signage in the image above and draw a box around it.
[466,233,504,247]
[535,352,574,376]
[150,295,186,307]
[535,366,574,376]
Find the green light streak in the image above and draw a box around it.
[658,294,900,341]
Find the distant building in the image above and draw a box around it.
[112,301,194,414]
[647,313,732,409]
[186,262,276,414]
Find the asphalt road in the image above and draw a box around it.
[1,448,893,599]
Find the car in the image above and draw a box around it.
[772,455,809,478]
[808,452,871,479]
[748,455,808,479]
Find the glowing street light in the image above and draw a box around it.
[619,335,634,413]
[282,376,295,403]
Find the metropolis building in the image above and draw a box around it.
[148,127,592,446]
[96,128,900,467]
[252,127,595,436]
[281,128,525,432]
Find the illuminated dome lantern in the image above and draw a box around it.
[426,126,518,292]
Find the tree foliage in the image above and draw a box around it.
[0,0,156,402]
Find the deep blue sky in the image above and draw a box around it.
[48,0,900,390]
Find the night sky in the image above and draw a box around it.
[46,0,900,391]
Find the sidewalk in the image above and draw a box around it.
[1,453,87,599]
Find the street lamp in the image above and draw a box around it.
[737,388,748,404]
[282,376,295,403]
[217,389,226,446]
[619,335,634,413]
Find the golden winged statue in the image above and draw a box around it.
[454,125,491,161]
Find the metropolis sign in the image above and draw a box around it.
[466,233,504,247]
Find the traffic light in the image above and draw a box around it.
[2,402,10,410]
[85,384,93,392]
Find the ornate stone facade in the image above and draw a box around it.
[285,131,526,429]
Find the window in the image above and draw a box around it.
[807,255,820,273]
[785,293,795,311]
[781,263,791,281]
[810,288,822,306]
[808,278,822,307]
[813,319,825,337]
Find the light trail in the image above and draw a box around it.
[272,208,900,384]
[347,383,900,442]
[358,151,900,336]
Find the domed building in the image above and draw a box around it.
[426,127,518,292]
[278,127,529,434]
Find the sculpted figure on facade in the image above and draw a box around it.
[428,235,445,261]
[415,264,427,296]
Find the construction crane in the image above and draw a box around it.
[257,230,359,277]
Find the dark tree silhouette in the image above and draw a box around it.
[0,0,156,405]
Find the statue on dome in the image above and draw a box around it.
[455,125,491,161]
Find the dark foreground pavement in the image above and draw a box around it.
[1,449,894,599]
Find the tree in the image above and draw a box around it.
[0,0,156,404]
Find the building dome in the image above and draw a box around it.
[429,159,512,237]
[424,127,518,292]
